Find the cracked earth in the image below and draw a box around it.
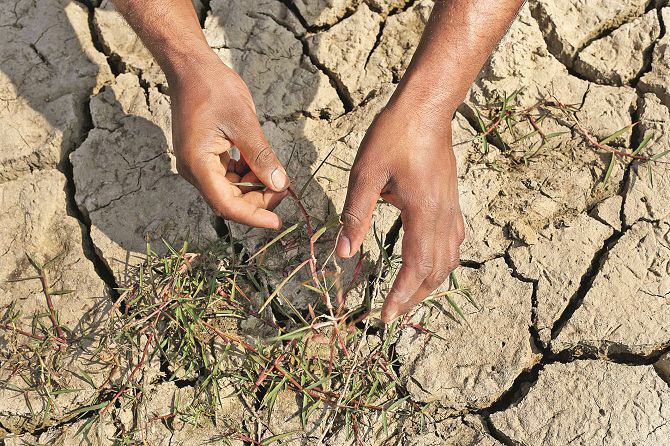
[1,0,670,444]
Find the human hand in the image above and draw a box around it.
[168,50,290,229]
[336,97,465,323]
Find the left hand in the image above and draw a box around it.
[336,97,465,323]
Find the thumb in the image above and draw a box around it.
[233,119,290,193]
[337,168,383,258]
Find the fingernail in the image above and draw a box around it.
[337,235,351,258]
[271,169,289,190]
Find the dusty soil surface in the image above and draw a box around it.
[1,0,669,444]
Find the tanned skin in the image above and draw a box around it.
[113,0,525,323]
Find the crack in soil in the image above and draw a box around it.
[484,414,520,446]
[503,251,546,355]
[630,6,665,88]
[63,5,120,299]
[198,0,211,28]
[0,409,97,441]
[363,19,385,73]
[548,229,624,343]
[277,0,358,34]
[78,0,120,77]
[530,0,651,71]
[260,3,355,113]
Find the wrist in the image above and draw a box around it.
[161,38,221,86]
[388,67,465,123]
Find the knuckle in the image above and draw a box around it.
[409,257,433,281]
[448,258,460,272]
[210,205,227,218]
[422,197,440,216]
[175,158,196,184]
[253,145,275,169]
[426,267,450,289]
[457,227,465,244]
[447,252,461,272]
[175,157,190,176]
[340,207,364,229]
[349,161,368,181]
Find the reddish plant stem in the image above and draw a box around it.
[311,386,384,411]
[150,413,176,421]
[289,187,349,356]
[250,341,293,394]
[216,288,280,330]
[284,382,383,411]
[0,324,47,342]
[226,277,253,304]
[100,332,154,418]
[482,111,510,137]
[97,364,119,393]
[526,115,546,139]
[202,320,262,356]
[235,433,263,445]
[352,414,366,446]
[571,118,649,161]
[347,251,366,291]
[39,269,66,344]
[529,100,650,161]
[489,99,653,162]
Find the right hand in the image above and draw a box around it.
[168,50,290,229]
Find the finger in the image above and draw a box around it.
[225,172,241,183]
[194,154,283,229]
[337,166,384,258]
[219,152,231,171]
[239,171,263,193]
[242,189,289,212]
[229,156,250,176]
[230,120,290,193]
[380,210,437,323]
[388,221,459,321]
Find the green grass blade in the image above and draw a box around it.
[42,251,65,270]
[387,395,410,412]
[298,146,336,199]
[601,153,616,186]
[258,259,310,313]
[50,289,75,295]
[600,123,636,145]
[507,88,521,103]
[51,388,81,395]
[5,275,42,283]
[247,222,302,262]
[651,149,670,161]
[71,402,108,414]
[632,133,653,156]
[545,131,569,139]
[446,295,468,325]
[262,432,299,444]
[268,326,310,342]
[311,214,341,243]
[231,182,265,187]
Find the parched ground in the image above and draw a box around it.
[1,0,670,445]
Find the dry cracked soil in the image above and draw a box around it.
[1,0,670,445]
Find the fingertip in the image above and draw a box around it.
[270,168,290,192]
[336,234,352,258]
[381,305,399,324]
[381,290,405,324]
